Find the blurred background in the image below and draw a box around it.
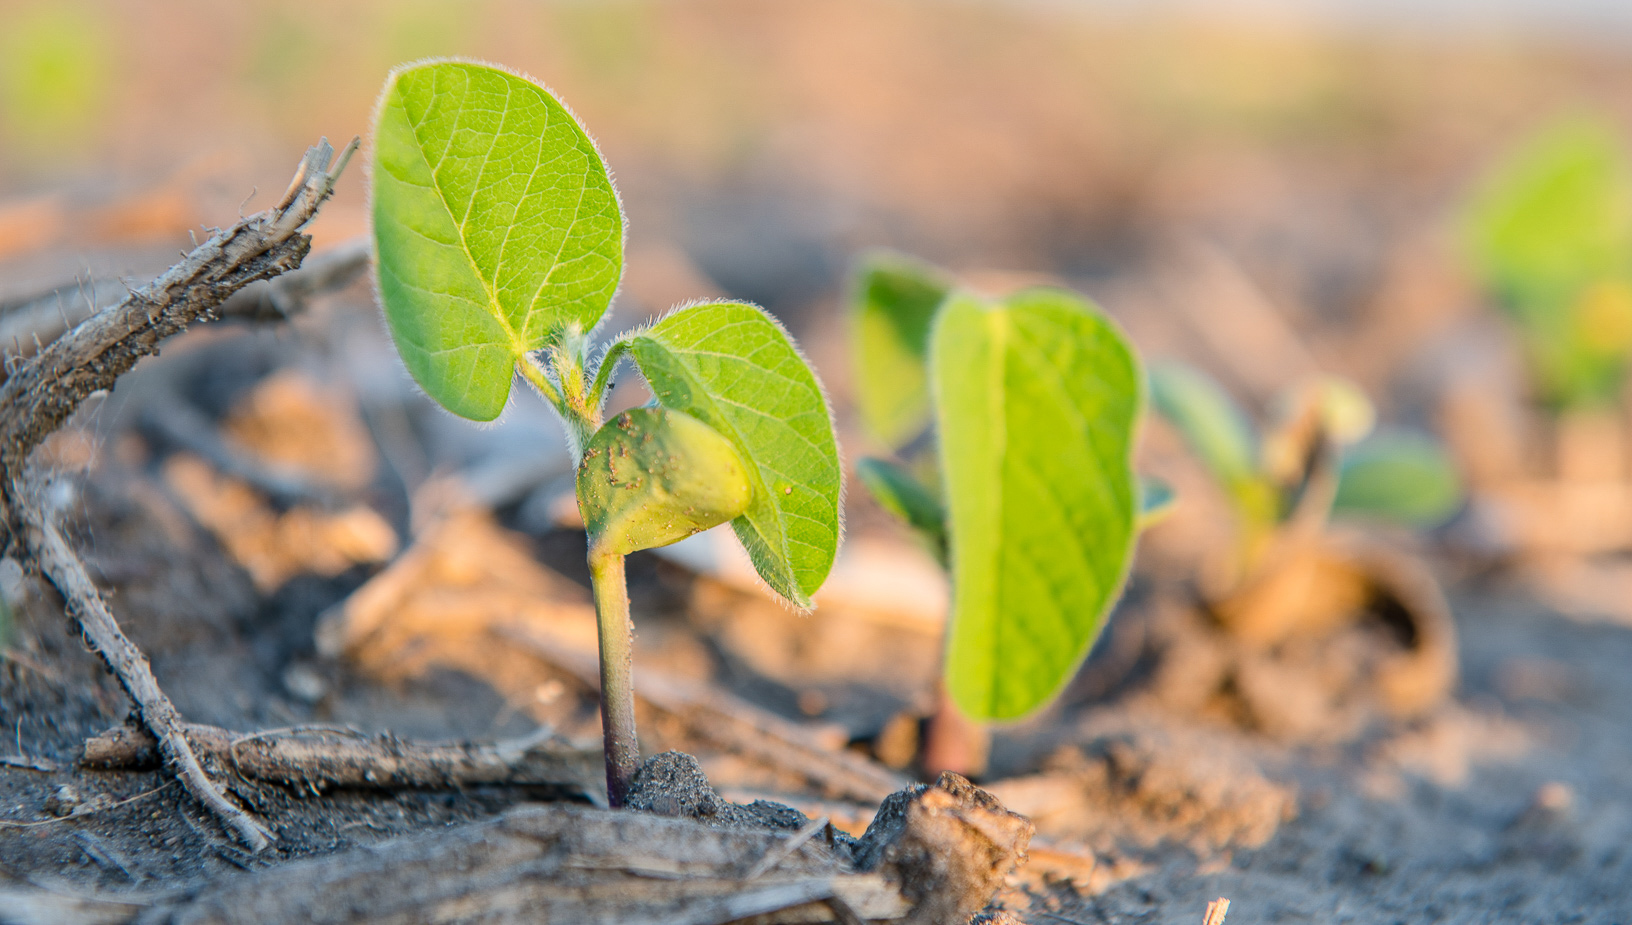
[7,0,1632,579]
[7,0,1632,700]
[7,0,1632,675]
[4,0,1632,422]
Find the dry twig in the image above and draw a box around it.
[0,235,370,369]
[0,782,175,830]
[0,138,357,851]
[0,803,905,925]
[80,722,603,800]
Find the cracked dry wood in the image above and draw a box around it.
[0,137,357,851]
[0,769,1033,925]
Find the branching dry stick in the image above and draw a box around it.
[0,138,357,851]
[0,279,131,366]
[0,234,370,369]
[0,769,1033,925]
[22,470,274,850]
[214,234,371,324]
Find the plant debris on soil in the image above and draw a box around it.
[0,229,1628,922]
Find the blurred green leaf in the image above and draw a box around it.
[1333,433,1464,528]
[856,456,947,563]
[934,288,1142,721]
[627,302,842,608]
[1149,363,1258,484]
[0,5,111,152]
[1468,117,1632,318]
[1148,361,1282,530]
[850,250,953,450]
[371,60,624,421]
[1466,116,1632,408]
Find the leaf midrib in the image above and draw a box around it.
[981,305,1010,717]
[401,84,527,360]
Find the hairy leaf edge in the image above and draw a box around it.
[367,56,630,424]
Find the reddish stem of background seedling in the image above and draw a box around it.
[922,681,987,779]
[588,549,639,806]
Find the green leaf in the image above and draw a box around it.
[626,302,843,607]
[1149,362,1258,486]
[578,407,753,558]
[856,456,947,563]
[1333,433,1464,528]
[850,251,953,450]
[1467,116,1632,321]
[933,288,1143,721]
[1148,361,1281,530]
[372,60,623,421]
[1465,117,1632,408]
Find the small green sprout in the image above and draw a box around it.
[1465,115,1632,410]
[370,60,842,805]
[850,252,1153,730]
[1149,361,1463,575]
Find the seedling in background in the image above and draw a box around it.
[1465,116,1632,411]
[371,60,842,805]
[850,252,1160,774]
[1149,361,1464,581]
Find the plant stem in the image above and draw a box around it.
[587,548,639,806]
[519,340,642,806]
[922,678,989,779]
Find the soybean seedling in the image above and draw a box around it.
[850,252,1161,775]
[370,61,842,806]
[1150,362,1461,634]
[1151,364,1462,561]
[1465,115,1632,412]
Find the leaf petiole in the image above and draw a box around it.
[518,352,565,409]
[519,353,597,462]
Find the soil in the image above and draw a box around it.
[1061,595,1632,923]
[2,340,1630,923]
